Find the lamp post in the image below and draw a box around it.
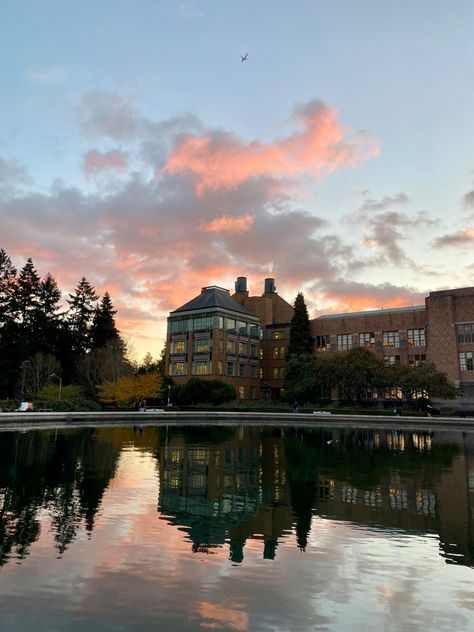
[20,360,28,401]
[50,373,62,400]
[167,384,171,408]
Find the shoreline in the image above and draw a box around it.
[0,410,473,432]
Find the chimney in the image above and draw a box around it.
[235,276,248,295]
[264,278,276,294]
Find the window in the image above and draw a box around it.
[250,344,258,358]
[384,355,400,367]
[337,334,352,350]
[383,331,400,348]
[170,362,186,375]
[316,335,330,351]
[226,339,236,354]
[216,315,224,329]
[460,351,474,371]
[273,368,279,379]
[238,386,245,399]
[226,318,236,333]
[239,363,246,377]
[171,340,186,354]
[273,331,283,340]
[217,360,223,375]
[250,365,257,378]
[259,368,263,379]
[249,324,259,338]
[273,347,279,359]
[170,318,189,334]
[280,346,285,357]
[407,329,425,347]
[359,332,375,348]
[238,321,247,335]
[251,387,257,399]
[227,361,235,376]
[457,323,474,343]
[279,367,285,379]
[408,354,426,366]
[192,361,209,375]
[193,338,209,354]
[193,315,213,331]
[239,342,247,355]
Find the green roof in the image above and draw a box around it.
[317,305,425,320]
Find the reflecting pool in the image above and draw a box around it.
[0,424,474,630]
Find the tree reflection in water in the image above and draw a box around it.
[0,424,473,569]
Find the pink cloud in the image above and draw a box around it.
[160,100,379,195]
[83,149,128,175]
[200,214,254,233]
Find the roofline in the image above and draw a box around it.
[316,305,426,320]
[168,306,260,322]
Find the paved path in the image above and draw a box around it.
[0,410,473,432]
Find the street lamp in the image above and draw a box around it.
[50,373,62,401]
[20,360,29,401]
[167,384,171,407]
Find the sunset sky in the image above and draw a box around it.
[1,1,474,359]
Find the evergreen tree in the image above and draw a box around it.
[0,248,17,326]
[67,277,98,355]
[11,258,41,326]
[90,292,120,349]
[288,292,313,356]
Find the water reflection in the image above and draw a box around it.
[0,425,473,570]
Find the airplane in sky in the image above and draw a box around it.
[240,53,248,62]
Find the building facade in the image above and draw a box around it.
[165,278,474,401]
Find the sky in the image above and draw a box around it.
[1,0,474,360]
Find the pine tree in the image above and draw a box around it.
[90,292,120,349]
[288,292,314,356]
[0,248,17,326]
[67,277,98,355]
[11,258,41,326]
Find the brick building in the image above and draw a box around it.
[165,278,474,401]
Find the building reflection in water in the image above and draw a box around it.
[157,426,474,568]
[0,425,473,569]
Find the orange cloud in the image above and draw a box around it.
[160,100,379,195]
[83,149,128,175]
[200,214,254,233]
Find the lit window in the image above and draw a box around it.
[383,331,400,347]
[407,329,425,347]
[217,361,223,375]
[316,335,330,351]
[239,342,247,355]
[192,361,209,375]
[170,362,186,375]
[273,368,279,379]
[171,340,186,354]
[273,331,283,340]
[273,347,279,359]
[193,338,209,353]
[238,386,245,399]
[359,332,375,348]
[227,340,236,354]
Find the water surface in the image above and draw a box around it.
[0,424,473,630]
